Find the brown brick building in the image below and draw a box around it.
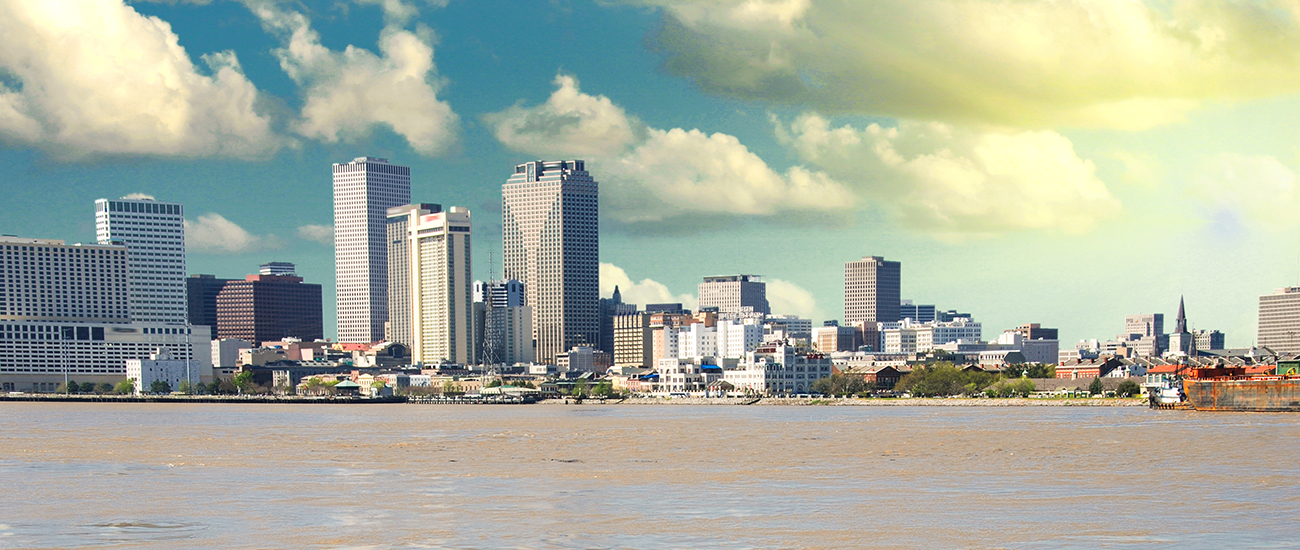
[216,274,323,344]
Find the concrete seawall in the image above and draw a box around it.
[543,397,1147,407]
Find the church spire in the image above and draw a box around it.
[1175,296,1187,334]
[612,285,622,304]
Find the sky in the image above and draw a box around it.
[3,0,1300,347]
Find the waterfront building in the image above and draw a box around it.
[127,349,200,394]
[1258,287,1300,354]
[845,256,900,326]
[187,274,232,329]
[722,342,833,395]
[212,338,252,369]
[386,203,441,348]
[0,236,210,392]
[334,156,412,343]
[813,325,859,353]
[408,207,474,365]
[94,197,187,324]
[501,160,599,364]
[717,318,764,358]
[215,273,324,344]
[698,275,769,316]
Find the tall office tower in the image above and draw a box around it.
[409,207,473,365]
[215,273,324,344]
[95,197,187,324]
[333,156,411,343]
[1259,287,1300,354]
[502,160,599,364]
[698,275,769,316]
[844,256,901,326]
[187,274,233,329]
[386,203,442,348]
[259,262,296,276]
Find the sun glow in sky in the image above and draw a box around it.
[3,0,1300,346]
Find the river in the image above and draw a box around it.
[1,403,1296,549]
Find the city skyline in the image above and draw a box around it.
[5,0,1300,348]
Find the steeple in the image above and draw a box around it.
[1175,296,1187,334]
[612,285,622,304]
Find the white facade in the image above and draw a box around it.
[722,343,833,395]
[678,323,717,358]
[386,203,440,348]
[883,328,918,354]
[557,346,595,373]
[409,208,473,365]
[502,160,599,364]
[127,350,201,394]
[716,319,763,358]
[995,331,1060,364]
[1,237,130,323]
[919,318,982,351]
[211,338,252,368]
[334,157,412,343]
[94,198,186,324]
[0,323,212,392]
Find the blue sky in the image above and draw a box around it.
[4,0,1300,347]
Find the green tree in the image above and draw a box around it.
[485,378,503,388]
[1088,377,1104,396]
[114,378,136,395]
[1027,364,1056,379]
[79,381,96,394]
[178,380,194,395]
[1116,379,1140,398]
[593,380,613,397]
[150,379,172,394]
[63,379,79,394]
[573,378,589,398]
[233,370,255,394]
[95,382,113,395]
[897,362,997,397]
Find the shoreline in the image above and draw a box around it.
[538,396,1148,407]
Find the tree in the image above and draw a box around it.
[79,382,96,394]
[485,379,503,388]
[593,380,613,397]
[150,379,172,394]
[114,378,136,395]
[1116,379,1140,398]
[178,380,194,395]
[573,379,589,398]
[1088,377,1104,396]
[233,370,255,394]
[95,383,113,395]
[897,362,997,397]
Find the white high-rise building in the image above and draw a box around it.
[334,157,411,343]
[386,203,441,348]
[409,208,473,365]
[502,160,599,364]
[699,275,769,316]
[95,197,186,324]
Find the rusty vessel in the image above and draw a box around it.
[1182,366,1300,411]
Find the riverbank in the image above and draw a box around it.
[540,396,1148,407]
[0,394,406,404]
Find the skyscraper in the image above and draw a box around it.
[333,157,411,343]
[698,275,769,316]
[216,273,323,344]
[386,203,442,348]
[502,160,599,364]
[95,197,187,324]
[409,207,473,365]
[844,256,901,326]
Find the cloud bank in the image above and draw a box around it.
[0,0,280,158]
[185,213,282,254]
[600,263,697,309]
[637,0,1300,129]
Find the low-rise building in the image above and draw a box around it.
[127,350,201,394]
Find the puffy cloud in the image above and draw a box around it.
[245,0,458,155]
[487,74,854,223]
[600,263,697,309]
[766,278,822,321]
[0,0,280,158]
[296,224,334,245]
[485,74,643,158]
[637,0,1300,129]
[185,214,282,254]
[775,113,1121,235]
[122,193,157,201]
[1191,153,1298,230]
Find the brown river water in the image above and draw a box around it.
[1,402,1297,549]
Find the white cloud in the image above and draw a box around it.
[1191,153,1298,230]
[765,278,822,321]
[487,74,854,223]
[776,113,1121,235]
[0,0,280,158]
[296,224,334,245]
[121,193,157,201]
[245,0,458,155]
[600,263,697,309]
[637,0,1300,129]
[185,213,281,254]
[485,74,642,158]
